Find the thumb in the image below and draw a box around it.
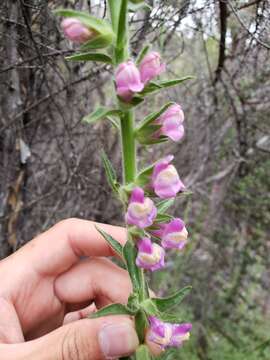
[38,316,139,360]
[0,316,139,360]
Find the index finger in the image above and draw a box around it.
[16,218,127,276]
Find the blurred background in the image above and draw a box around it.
[0,0,269,359]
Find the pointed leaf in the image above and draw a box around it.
[141,299,183,324]
[82,107,122,124]
[136,102,174,131]
[101,151,120,194]
[135,345,152,360]
[80,34,114,50]
[117,0,128,50]
[66,52,112,63]
[136,44,151,65]
[123,240,145,294]
[129,3,152,12]
[156,199,175,214]
[152,286,192,313]
[89,303,136,319]
[139,76,194,96]
[155,213,173,223]
[95,226,123,257]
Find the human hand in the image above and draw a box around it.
[0,218,158,359]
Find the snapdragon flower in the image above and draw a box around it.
[61,18,95,44]
[152,155,185,199]
[126,187,157,228]
[115,61,144,102]
[161,218,188,249]
[156,104,185,142]
[136,237,165,271]
[139,52,166,84]
[148,316,192,349]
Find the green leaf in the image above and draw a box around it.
[95,226,123,257]
[54,9,114,36]
[152,286,192,313]
[118,94,144,110]
[123,240,144,293]
[129,2,152,12]
[136,44,151,65]
[80,34,114,50]
[101,151,120,194]
[155,213,173,223]
[117,0,128,50]
[140,299,183,324]
[82,106,122,124]
[89,303,136,319]
[136,102,174,131]
[156,199,175,214]
[135,163,154,187]
[65,52,113,63]
[135,345,152,360]
[139,76,194,96]
[135,311,149,344]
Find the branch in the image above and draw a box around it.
[214,0,227,83]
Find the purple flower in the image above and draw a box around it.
[139,52,166,84]
[161,218,188,250]
[156,104,185,142]
[148,316,192,349]
[115,61,144,102]
[136,238,165,271]
[61,18,95,44]
[152,155,185,199]
[126,187,157,228]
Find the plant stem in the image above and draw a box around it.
[121,110,136,183]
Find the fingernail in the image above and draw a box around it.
[99,322,139,359]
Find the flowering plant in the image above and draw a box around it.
[55,1,193,358]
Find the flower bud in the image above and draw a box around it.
[61,18,95,44]
[136,238,165,271]
[148,316,192,349]
[156,104,185,142]
[115,61,144,102]
[152,155,185,199]
[125,187,157,228]
[139,52,166,84]
[161,218,188,250]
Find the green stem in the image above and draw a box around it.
[121,110,136,183]
[111,0,148,356]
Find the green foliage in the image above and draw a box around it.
[95,226,123,257]
[66,52,113,63]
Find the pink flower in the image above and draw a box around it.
[156,104,185,142]
[161,218,188,250]
[148,316,192,349]
[139,52,166,84]
[125,187,157,228]
[115,61,144,102]
[152,155,185,199]
[61,18,94,44]
[136,238,165,271]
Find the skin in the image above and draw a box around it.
[0,218,161,359]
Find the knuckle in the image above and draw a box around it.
[60,326,88,360]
